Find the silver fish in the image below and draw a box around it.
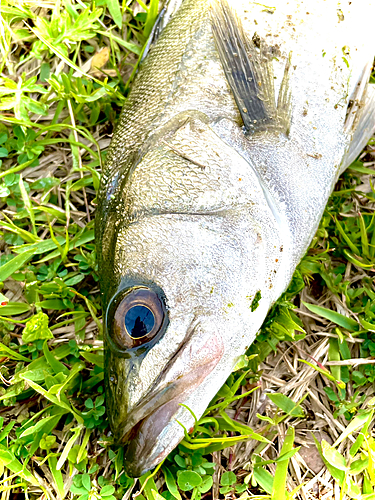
[96,0,375,477]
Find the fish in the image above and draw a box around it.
[96,0,375,477]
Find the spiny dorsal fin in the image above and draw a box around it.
[210,0,291,135]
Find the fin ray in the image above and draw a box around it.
[340,83,375,174]
[210,0,291,135]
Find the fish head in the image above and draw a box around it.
[101,113,285,476]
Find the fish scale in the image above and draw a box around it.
[97,0,375,476]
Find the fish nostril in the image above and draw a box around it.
[109,366,118,385]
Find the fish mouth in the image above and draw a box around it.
[121,393,192,477]
[116,333,224,477]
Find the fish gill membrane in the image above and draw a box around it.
[96,0,375,477]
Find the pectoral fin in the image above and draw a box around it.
[340,83,375,174]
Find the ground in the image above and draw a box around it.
[0,1,375,499]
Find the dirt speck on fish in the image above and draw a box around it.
[96,0,375,477]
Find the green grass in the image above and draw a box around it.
[1,1,375,499]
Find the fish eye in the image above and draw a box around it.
[111,287,166,349]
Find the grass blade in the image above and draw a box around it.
[343,249,375,269]
[0,219,39,243]
[253,464,274,494]
[0,444,39,486]
[98,30,141,55]
[0,249,35,281]
[20,415,58,438]
[335,217,361,255]
[19,375,83,424]
[144,0,159,38]
[358,212,370,258]
[0,343,30,362]
[303,301,359,331]
[333,410,373,448]
[271,427,295,500]
[18,174,36,236]
[105,0,122,28]
[299,359,344,388]
[56,426,82,470]
[163,467,182,500]
[266,393,304,418]
[0,302,31,316]
[25,23,121,98]
[48,455,65,498]
[328,338,341,383]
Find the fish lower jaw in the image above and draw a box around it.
[120,398,186,477]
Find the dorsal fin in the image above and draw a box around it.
[210,0,291,135]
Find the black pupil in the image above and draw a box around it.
[125,305,155,338]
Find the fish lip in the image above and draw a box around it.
[116,378,204,478]
[116,378,182,444]
[114,332,225,476]
[121,398,184,477]
[115,345,221,442]
[114,337,195,443]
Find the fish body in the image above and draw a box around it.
[97,0,375,477]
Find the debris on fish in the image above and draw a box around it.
[96,0,375,477]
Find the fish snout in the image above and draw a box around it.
[118,332,224,477]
